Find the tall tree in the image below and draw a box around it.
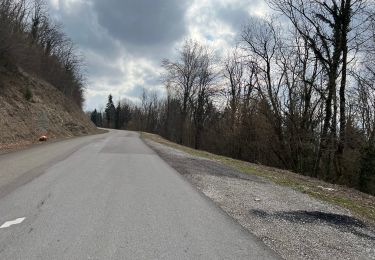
[268,0,369,180]
[105,94,116,128]
[162,40,203,144]
[90,109,98,126]
[191,47,218,149]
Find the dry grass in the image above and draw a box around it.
[141,132,375,224]
[0,69,102,154]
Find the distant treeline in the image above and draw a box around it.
[0,0,85,107]
[91,0,375,195]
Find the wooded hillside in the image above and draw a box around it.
[0,0,85,107]
[0,0,98,149]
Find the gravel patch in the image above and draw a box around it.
[145,139,375,260]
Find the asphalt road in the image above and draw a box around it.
[0,130,279,259]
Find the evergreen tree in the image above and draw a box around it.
[115,102,121,129]
[90,109,98,126]
[97,112,103,127]
[105,94,116,128]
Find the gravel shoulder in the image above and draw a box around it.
[143,136,375,260]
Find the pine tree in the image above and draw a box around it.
[115,102,121,129]
[105,94,116,128]
[90,109,98,126]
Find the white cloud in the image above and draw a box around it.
[47,0,271,111]
[49,0,60,10]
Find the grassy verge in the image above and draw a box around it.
[141,132,375,224]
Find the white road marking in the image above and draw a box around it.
[0,218,26,229]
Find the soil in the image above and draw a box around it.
[0,68,99,153]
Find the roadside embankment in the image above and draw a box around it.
[142,132,375,260]
[0,68,101,153]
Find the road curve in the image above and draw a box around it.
[0,130,280,259]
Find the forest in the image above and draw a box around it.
[0,0,85,107]
[91,0,375,195]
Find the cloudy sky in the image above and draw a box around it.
[46,0,270,111]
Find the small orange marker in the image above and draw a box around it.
[39,135,48,141]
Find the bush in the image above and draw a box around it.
[24,87,32,101]
[359,145,375,195]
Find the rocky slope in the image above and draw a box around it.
[0,67,99,151]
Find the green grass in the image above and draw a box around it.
[141,132,375,224]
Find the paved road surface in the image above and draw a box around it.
[0,130,279,259]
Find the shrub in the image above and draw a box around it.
[359,145,375,195]
[24,87,32,101]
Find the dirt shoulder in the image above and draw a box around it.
[142,132,375,260]
[0,129,107,155]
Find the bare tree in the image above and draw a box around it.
[242,17,292,167]
[223,48,245,131]
[0,0,86,107]
[269,0,371,180]
[162,40,203,144]
[191,47,218,149]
